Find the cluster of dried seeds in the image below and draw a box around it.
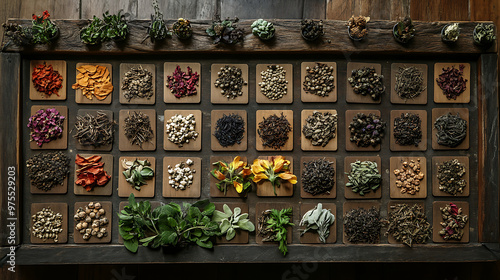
[32,62,63,96]
[165,114,198,147]
[31,207,63,242]
[74,202,109,240]
[259,65,288,100]
[167,159,195,190]
[121,66,153,101]
[393,159,424,195]
[303,63,335,97]
[439,203,468,241]
[72,65,113,100]
[26,151,70,191]
[214,65,247,99]
[437,159,467,195]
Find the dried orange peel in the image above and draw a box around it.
[72,65,113,100]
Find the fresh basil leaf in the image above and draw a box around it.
[124,238,138,253]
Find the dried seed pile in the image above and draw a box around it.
[394,159,424,195]
[258,113,292,149]
[436,65,468,100]
[393,112,422,146]
[258,65,288,100]
[73,111,114,147]
[346,160,381,196]
[165,114,198,147]
[32,62,63,96]
[434,113,467,148]
[167,158,195,190]
[26,151,70,191]
[343,207,383,244]
[74,202,109,240]
[31,207,63,242]
[348,113,386,147]
[72,65,113,100]
[439,203,468,241]
[214,113,245,147]
[301,158,335,196]
[121,66,153,101]
[303,63,335,97]
[28,108,65,147]
[302,111,337,147]
[385,203,432,247]
[301,19,324,39]
[75,155,111,192]
[214,65,247,99]
[437,159,466,195]
[348,67,385,100]
[166,65,200,98]
[395,66,426,99]
[123,111,154,147]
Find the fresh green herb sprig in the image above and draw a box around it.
[80,16,106,45]
[212,204,255,241]
[31,10,59,44]
[103,11,128,41]
[143,0,171,43]
[118,193,220,253]
[80,11,128,44]
[258,208,294,256]
[206,16,244,45]
[299,203,335,243]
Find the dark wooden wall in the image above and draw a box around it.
[1,0,499,279]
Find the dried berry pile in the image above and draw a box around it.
[32,62,63,96]
[348,67,384,100]
[348,113,386,148]
[439,203,468,241]
[258,113,292,149]
[302,111,337,147]
[258,65,288,100]
[166,65,199,98]
[26,151,70,191]
[74,202,109,240]
[393,159,424,195]
[121,66,153,101]
[28,108,65,147]
[214,65,247,99]
[343,207,383,244]
[301,19,323,40]
[434,113,467,148]
[301,158,335,196]
[393,112,422,146]
[123,111,154,147]
[214,113,245,147]
[72,65,113,100]
[437,159,466,195]
[73,111,114,147]
[75,155,111,192]
[436,65,468,100]
[303,63,335,97]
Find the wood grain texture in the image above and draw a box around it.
[439,0,470,21]
[81,0,138,19]
[411,0,440,21]
[221,0,304,19]
[137,0,215,20]
[390,63,428,104]
[162,156,201,198]
[3,19,496,54]
[433,201,470,243]
[73,201,112,244]
[389,110,428,151]
[301,109,338,151]
[29,105,68,150]
[432,156,470,197]
[211,110,247,151]
[299,202,336,244]
[300,156,337,199]
[118,156,156,198]
[73,154,113,196]
[118,109,156,151]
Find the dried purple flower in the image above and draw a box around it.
[436,65,468,100]
[27,108,65,146]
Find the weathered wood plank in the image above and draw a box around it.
[1,19,496,54]
[326,0,356,20]
[81,0,138,19]
[357,0,391,20]
[137,0,217,20]
[411,0,440,21]
[19,0,80,19]
[439,0,470,21]
[389,0,410,20]
[303,0,327,19]
[221,0,305,19]
[471,0,495,21]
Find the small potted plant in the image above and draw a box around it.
[80,16,106,45]
[173,18,193,40]
[347,15,369,41]
[2,23,33,47]
[393,16,415,43]
[144,0,171,43]
[441,23,459,43]
[251,19,275,41]
[206,16,244,45]
[301,19,324,41]
[31,10,59,44]
[103,11,129,42]
[473,23,496,46]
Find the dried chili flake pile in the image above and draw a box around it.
[436,64,468,100]
[166,65,200,98]
[75,154,111,191]
[32,63,63,96]
[72,65,113,100]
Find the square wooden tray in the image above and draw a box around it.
[390,63,428,105]
[432,201,470,243]
[29,105,68,150]
[389,110,428,151]
[211,110,248,151]
[386,201,426,244]
[164,62,201,104]
[432,156,470,197]
[210,64,249,104]
[345,110,383,151]
[119,63,156,105]
[118,109,156,151]
[301,109,338,151]
[75,63,113,104]
[214,203,250,244]
[73,201,112,244]
[30,203,68,244]
[299,202,336,244]
[343,201,381,244]
[256,156,294,197]
[431,108,469,150]
[346,62,383,104]
[256,64,293,104]
[163,110,202,151]
[344,156,382,199]
[209,156,249,198]
[162,157,201,198]
[300,157,336,199]
[118,156,156,198]
[29,60,67,100]
[255,202,293,245]
[434,62,471,104]
[389,156,427,199]
[73,154,113,196]
[75,109,114,151]
[256,110,294,151]
[300,62,337,103]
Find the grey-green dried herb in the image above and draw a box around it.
[212,204,255,241]
[385,203,431,247]
[122,158,154,191]
[439,203,468,241]
[473,23,496,45]
[348,67,384,100]
[299,203,335,243]
[346,160,381,196]
[437,159,466,195]
[302,111,337,147]
[395,66,425,100]
[121,66,154,101]
[26,151,70,191]
[443,23,460,42]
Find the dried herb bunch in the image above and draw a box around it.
[28,108,65,147]
[301,19,324,40]
[437,159,466,195]
[344,207,383,244]
[166,65,200,98]
[434,113,467,148]
[2,23,33,47]
[300,203,335,243]
[121,66,154,101]
[31,207,63,242]
[346,160,381,195]
[347,15,369,39]
[214,65,247,99]
[348,67,384,100]
[258,208,294,256]
[385,204,432,247]
[436,65,468,100]
[473,23,496,45]
[73,111,115,147]
[394,16,415,43]
[301,158,335,196]
[144,0,171,42]
[259,65,288,100]
[395,66,425,100]
[439,203,468,241]
[123,111,154,147]
[349,113,386,147]
[302,111,338,147]
[442,23,460,42]
[394,159,424,195]
[32,62,63,97]
[206,16,244,45]
[393,113,422,146]
[214,113,245,147]
[26,151,70,191]
[258,113,292,149]
[303,63,335,97]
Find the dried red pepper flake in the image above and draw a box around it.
[75,154,111,192]
[32,62,63,96]
[166,65,200,98]
[436,64,468,100]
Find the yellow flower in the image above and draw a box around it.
[272,156,286,172]
[233,181,243,193]
[253,173,269,183]
[213,170,226,180]
[251,159,266,174]
[230,156,245,170]
[259,159,271,170]
[279,172,297,184]
[240,167,252,177]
